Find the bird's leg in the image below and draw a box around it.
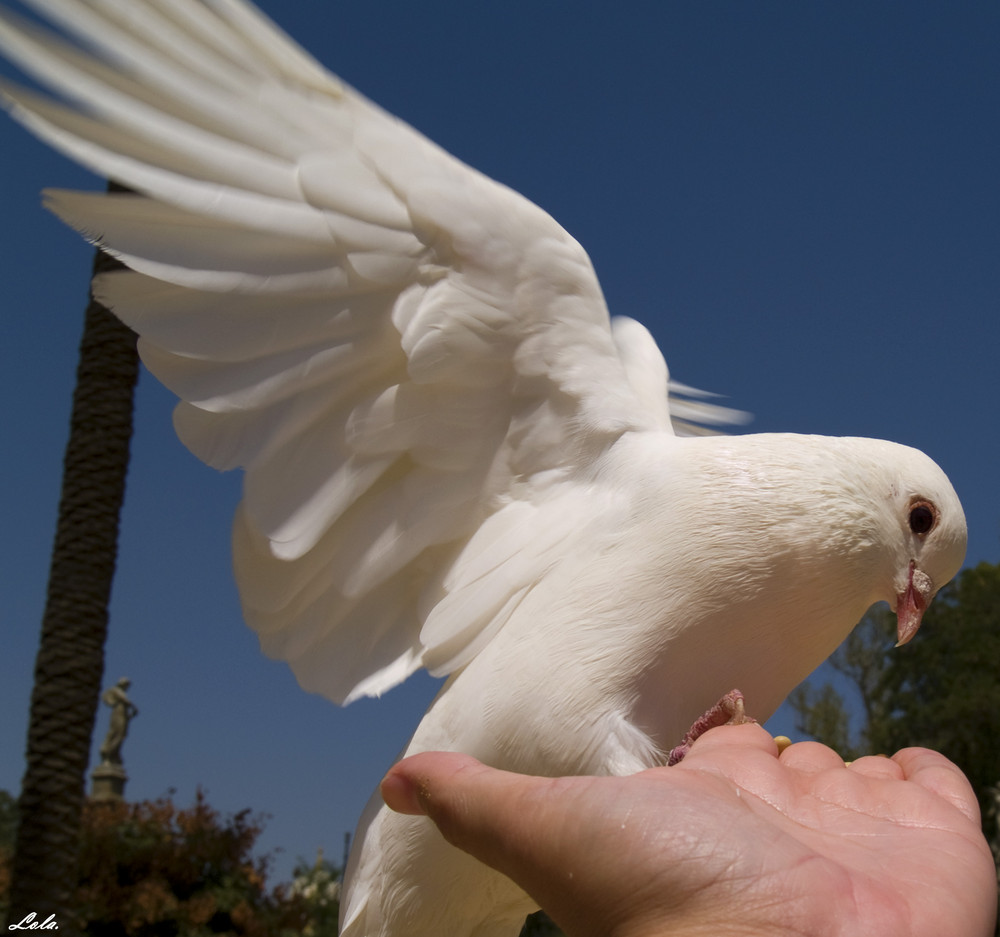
[667,688,756,766]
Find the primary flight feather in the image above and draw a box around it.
[0,2,967,935]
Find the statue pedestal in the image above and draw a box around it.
[90,762,127,802]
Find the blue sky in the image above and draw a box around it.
[1,0,998,883]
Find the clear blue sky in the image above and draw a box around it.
[1,0,998,884]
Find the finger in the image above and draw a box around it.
[775,740,849,773]
[679,721,782,762]
[846,754,904,781]
[891,747,982,826]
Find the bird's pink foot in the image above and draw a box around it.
[667,688,757,766]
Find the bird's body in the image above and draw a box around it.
[0,3,967,936]
[341,431,965,935]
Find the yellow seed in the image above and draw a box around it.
[773,735,792,754]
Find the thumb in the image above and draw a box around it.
[381,751,632,937]
[380,751,563,880]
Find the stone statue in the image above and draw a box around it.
[98,677,138,766]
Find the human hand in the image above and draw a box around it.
[381,724,997,937]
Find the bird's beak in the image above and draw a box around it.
[895,560,934,646]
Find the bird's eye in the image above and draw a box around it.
[908,502,936,535]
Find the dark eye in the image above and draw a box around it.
[908,502,936,535]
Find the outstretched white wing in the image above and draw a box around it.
[0,0,740,703]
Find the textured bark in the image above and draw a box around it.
[6,226,139,933]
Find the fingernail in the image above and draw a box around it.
[380,770,427,815]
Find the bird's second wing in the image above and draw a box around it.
[0,0,728,702]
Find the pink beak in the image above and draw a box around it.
[895,560,933,646]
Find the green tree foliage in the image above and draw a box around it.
[790,561,1000,930]
[1,789,311,936]
[289,853,341,937]
[868,563,1000,803]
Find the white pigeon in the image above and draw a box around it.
[0,2,967,936]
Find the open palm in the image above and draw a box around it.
[383,724,997,937]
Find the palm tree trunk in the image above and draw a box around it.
[5,215,138,933]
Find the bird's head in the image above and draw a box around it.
[837,437,966,646]
[689,433,967,651]
[882,449,966,645]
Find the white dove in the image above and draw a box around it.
[0,2,967,935]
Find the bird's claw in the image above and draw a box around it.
[667,688,757,765]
